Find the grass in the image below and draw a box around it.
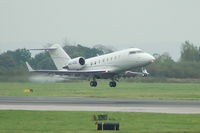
[0,110,200,133]
[0,81,200,100]
[1,82,200,133]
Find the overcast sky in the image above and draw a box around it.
[0,0,200,60]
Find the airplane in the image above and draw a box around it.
[26,44,155,87]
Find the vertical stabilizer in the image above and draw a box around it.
[48,44,71,70]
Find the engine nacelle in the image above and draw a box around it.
[63,57,85,70]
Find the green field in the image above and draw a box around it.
[0,110,200,133]
[0,81,200,100]
[1,82,200,133]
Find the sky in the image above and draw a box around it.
[0,0,200,60]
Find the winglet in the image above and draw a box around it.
[25,62,34,72]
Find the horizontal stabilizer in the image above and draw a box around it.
[29,48,57,50]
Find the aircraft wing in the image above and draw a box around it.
[26,62,109,75]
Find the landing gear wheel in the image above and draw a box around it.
[109,81,116,87]
[90,81,97,87]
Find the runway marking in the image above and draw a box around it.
[0,96,200,114]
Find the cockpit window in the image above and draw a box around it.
[129,50,143,55]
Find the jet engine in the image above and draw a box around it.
[63,57,86,70]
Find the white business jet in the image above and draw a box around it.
[26,44,155,87]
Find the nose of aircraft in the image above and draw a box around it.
[147,54,155,63]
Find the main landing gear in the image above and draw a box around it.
[89,77,117,87]
[109,81,117,87]
[90,81,97,87]
[90,80,117,87]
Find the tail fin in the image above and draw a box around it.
[30,44,71,70]
[48,44,71,70]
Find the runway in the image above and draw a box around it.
[0,96,200,114]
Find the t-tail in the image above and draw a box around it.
[30,44,71,70]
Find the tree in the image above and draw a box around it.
[63,44,104,58]
[148,53,175,77]
[180,41,200,62]
[0,49,31,75]
[0,53,16,68]
[6,49,31,65]
[93,44,113,54]
[156,53,174,64]
[30,52,56,70]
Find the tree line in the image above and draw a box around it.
[0,41,200,78]
[147,41,200,78]
[0,44,108,75]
